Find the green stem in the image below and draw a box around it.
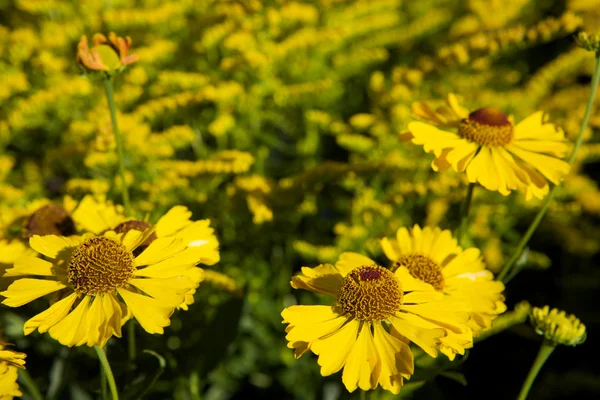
[516,341,555,400]
[360,390,367,400]
[497,51,600,283]
[103,77,131,217]
[456,182,476,245]
[127,321,136,362]
[18,368,44,400]
[94,346,119,400]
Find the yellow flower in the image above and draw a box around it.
[0,340,26,400]
[381,225,506,357]
[72,196,220,309]
[77,32,138,73]
[406,94,570,200]
[1,229,204,347]
[282,252,471,394]
[530,306,586,346]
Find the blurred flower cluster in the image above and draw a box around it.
[0,0,598,399]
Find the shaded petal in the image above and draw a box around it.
[466,147,500,191]
[373,322,413,394]
[135,247,203,277]
[408,122,465,157]
[506,144,570,185]
[30,235,80,259]
[134,237,185,266]
[380,238,401,262]
[129,277,193,308]
[72,196,126,234]
[47,296,91,347]
[514,112,565,141]
[290,264,343,297]
[394,267,435,292]
[389,314,444,357]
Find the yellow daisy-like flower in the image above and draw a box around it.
[381,225,506,358]
[530,306,586,347]
[72,196,220,309]
[406,94,570,200]
[282,252,471,394]
[77,32,138,73]
[1,229,203,347]
[0,340,26,400]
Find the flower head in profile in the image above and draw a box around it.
[72,196,220,309]
[530,306,586,347]
[405,94,570,200]
[1,228,204,347]
[381,225,506,359]
[0,339,26,399]
[77,32,138,74]
[282,252,471,394]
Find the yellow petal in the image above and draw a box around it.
[72,195,125,234]
[129,277,193,307]
[408,122,464,157]
[134,237,185,266]
[290,264,342,297]
[312,319,360,376]
[155,206,192,237]
[282,305,347,358]
[443,248,483,277]
[342,323,380,392]
[118,288,174,334]
[24,293,77,334]
[394,267,435,292]
[2,279,66,307]
[380,238,400,262]
[506,144,570,185]
[466,147,500,191]
[102,293,128,339]
[29,235,79,259]
[48,296,91,347]
[389,314,444,357]
[135,247,203,278]
[3,256,54,277]
[172,219,220,265]
[373,322,413,394]
[395,228,412,254]
[336,252,376,276]
[427,229,459,265]
[514,112,565,141]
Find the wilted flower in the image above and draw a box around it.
[530,306,586,346]
[77,32,138,74]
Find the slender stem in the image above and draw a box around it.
[18,368,44,400]
[360,390,367,400]
[127,321,136,362]
[456,182,476,245]
[516,341,555,400]
[103,77,131,216]
[94,346,119,400]
[497,52,600,283]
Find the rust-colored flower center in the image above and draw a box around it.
[113,220,156,256]
[393,254,444,291]
[68,237,135,295]
[458,107,513,147]
[338,265,403,321]
[26,204,76,237]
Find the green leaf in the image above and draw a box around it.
[122,350,166,400]
[439,371,468,386]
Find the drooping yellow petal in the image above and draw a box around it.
[372,323,413,394]
[312,319,360,376]
[118,288,174,334]
[3,256,54,277]
[466,147,500,191]
[342,323,380,392]
[282,305,348,358]
[290,264,342,297]
[506,143,570,185]
[101,293,129,339]
[47,296,91,347]
[24,292,78,335]
[1,279,66,307]
[129,277,193,307]
[335,252,377,276]
[445,140,478,172]
[389,314,444,358]
[408,122,465,158]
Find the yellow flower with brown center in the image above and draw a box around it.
[77,32,138,74]
[381,225,506,359]
[71,195,219,309]
[405,94,571,200]
[530,306,586,347]
[0,339,26,400]
[282,252,471,394]
[1,228,205,347]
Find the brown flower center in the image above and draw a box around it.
[338,265,403,321]
[68,237,135,295]
[458,107,513,147]
[26,204,76,237]
[113,220,156,256]
[393,254,444,291]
